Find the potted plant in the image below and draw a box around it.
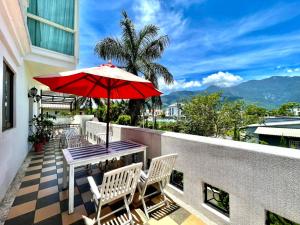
[28,133,43,152]
[28,113,55,152]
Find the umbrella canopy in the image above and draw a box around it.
[34,63,162,148]
[34,63,162,99]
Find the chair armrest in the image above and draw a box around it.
[87,176,101,200]
[139,170,148,182]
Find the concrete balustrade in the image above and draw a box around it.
[86,121,300,225]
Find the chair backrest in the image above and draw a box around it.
[100,163,142,205]
[146,154,178,185]
[66,136,82,148]
[96,132,113,144]
[65,128,79,139]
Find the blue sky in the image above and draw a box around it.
[79,0,300,93]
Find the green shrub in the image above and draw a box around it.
[117,115,131,125]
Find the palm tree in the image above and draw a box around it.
[94,11,173,125]
[74,97,96,113]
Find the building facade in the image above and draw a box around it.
[0,0,79,201]
[166,103,183,118]
[291,106,300,116]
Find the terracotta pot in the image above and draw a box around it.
[34,142,43,152]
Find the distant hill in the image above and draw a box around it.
[161,76,300,109]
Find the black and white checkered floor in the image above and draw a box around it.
[3,139,205,225]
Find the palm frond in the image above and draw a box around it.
[139,60,173,85]
[138,24,159,47]
[120,11,137,61]
[139,35,169,61]
[94,37,127,65]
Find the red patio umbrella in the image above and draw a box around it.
[34,62,162,148]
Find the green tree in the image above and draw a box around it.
[94,11,173,125]
[277,102,300,116]
[182,92,222,136]
[93,99,129,122]
[244,104,267,125]
[116,115,131,125]
[182,93,266,139]
[219,100,245,140]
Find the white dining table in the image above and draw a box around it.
[62,140,147,214]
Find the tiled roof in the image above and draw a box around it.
[254,127,300,138]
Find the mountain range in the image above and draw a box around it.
[161,76,300,109]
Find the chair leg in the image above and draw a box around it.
[138,184,150,219]
[94,201,102,225]
[124,197,134,225]
[159,181,168,206]
[141,196,149,219]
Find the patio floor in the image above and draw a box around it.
[1,140,206,225]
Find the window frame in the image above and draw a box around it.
[170,169,184,191]
[266,211,300,225]
[203,183,230,217]
[2,60,15,131]
[26,0,76,56]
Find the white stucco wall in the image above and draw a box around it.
[0,0,79,201]
[0,40,29,201]
[86,121,300,225]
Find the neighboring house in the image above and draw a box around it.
[0,0,79,201]
[263,116,300,123]
[254,127,300,149]
[291,106,300,116]
[166,103,184,118]
[144,109,164,117]
[245,117,300,148]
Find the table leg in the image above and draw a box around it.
[63,158,68,189]
[143,149,147,170]
[68,165,74,214]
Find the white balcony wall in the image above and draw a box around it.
[86,121,300,225]
[0,0,79,202]
[0,0,31,200]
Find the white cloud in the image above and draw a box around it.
[133,0,187,38]
[159,71,243,92]
[159,78,201,91]
[202,72,243,87]
[287,68,300,73]
[172,0,205,8]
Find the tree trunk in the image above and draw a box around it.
[89,98,92,112]
[129,99,143,126]
[152,108,155,129]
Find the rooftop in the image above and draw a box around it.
[246,120,300,128]
[254,127,300,138]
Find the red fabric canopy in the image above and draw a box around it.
[34,63,162,99]
[34,63,162,148]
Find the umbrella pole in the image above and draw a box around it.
[106,85,111,149]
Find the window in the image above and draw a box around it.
[2,62,14,131]
[204,183,229,216]
[170,170,184,191]
[27,0,75,55]
[266,211,299,225]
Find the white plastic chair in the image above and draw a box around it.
[138,154,178,219]
[83,163,143,225]
[59,127,79,148]
[96,125,113,144]
[66,134,90,148]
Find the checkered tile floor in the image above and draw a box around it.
[3,139,206,225]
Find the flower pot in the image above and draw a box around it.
[40,137,47,145]
[34,142,43,153]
